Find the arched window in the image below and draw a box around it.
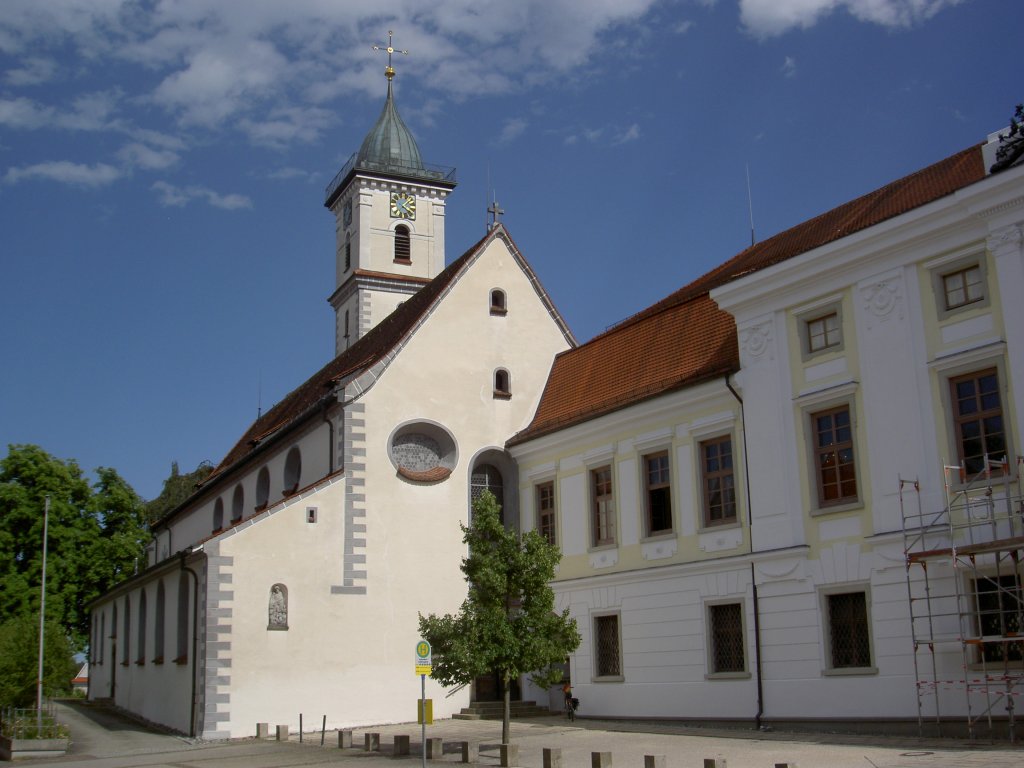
[122,596,131,665]
[471,464,504,508]
[231,484,244,523]
[213,498,224,531]
[344,233,352,272]
[256,467,270,510]
[176,572,189,663]
[494,369,511,399]
[284,447,302,494]
[137,589,147,664]
[394,224,411,262]
[490,289,507,315]
[268,584,289,630]
[154,580,165,663]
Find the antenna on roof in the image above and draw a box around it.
[746,163,756,247]
[257,369,263,420]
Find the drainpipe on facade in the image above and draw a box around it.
[725,374,765,731]
[322,397,335,471]
[180,549,202,738]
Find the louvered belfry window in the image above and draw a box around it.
[827,591,871,668]
[395,225,411,262]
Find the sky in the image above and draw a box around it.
[1,0,1021,502]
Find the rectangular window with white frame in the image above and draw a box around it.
[795,298,844,362]
[930,252,990,320]
[643,451,672,536]
[806,312,841,353]
[811,404,858,508]
[701,435,737,527]
[822,589,875,674]
[591,466,615,547]
[707,601,747,676]
[949,368,1008,477]
[536,481,556,546]
[593,613,623,680]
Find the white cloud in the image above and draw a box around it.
[782,56,798,78]
[614,124,641,144]
[4,160,122,187]
[0,91,119,131]
[495,117,528,146]
[5,56,57,86]
[740,0,963,37]
[151,180,252,210]
[266,167,315,182]
[674,20,695,34]
[239,106,335,149]
[117,142,179,170]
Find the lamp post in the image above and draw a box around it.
[36,495,50,731]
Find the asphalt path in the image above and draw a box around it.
[7,701,1021,768]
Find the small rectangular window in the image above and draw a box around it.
[709,603,745,674]
[826,591,872,669]
[701,436,736,526]
[536,482,556,546]
[591,466,615,547]
[942,264,984,310]
[594,614,621,678]
[306,507,318,524]
[806,312,840,353]
[950,369,1006,477]
[812,405,858,506]
[643,452,672,535]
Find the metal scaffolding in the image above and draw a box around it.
[900,456,1024,741]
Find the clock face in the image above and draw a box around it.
[390,192,416,220]
[342,201,352,227]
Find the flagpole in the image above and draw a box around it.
[37,495,50,731]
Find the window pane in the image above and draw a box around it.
[828,592,871,668]
[710,603,745,673]
[595,615,621,677]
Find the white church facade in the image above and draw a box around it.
[89,55,1024,738]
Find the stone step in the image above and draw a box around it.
[455,701,553,720]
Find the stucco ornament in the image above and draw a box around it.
[987,223,1023,258]
[268,584,288,630]
[861,276,903,324]
[740,320,774,361]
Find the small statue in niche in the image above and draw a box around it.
[268,583,288,630]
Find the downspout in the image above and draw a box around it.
[180,549,202,738]
[322,397,336,471]
[725,374,764,731]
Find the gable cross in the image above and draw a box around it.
[487,199,505,231]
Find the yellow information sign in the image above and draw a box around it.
[415,639,432,676]
[417,699,433,724]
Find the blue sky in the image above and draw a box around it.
[1,0,1020,501]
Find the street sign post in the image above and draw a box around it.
[415,640,432,768]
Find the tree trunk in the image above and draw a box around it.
[502,671,511,745]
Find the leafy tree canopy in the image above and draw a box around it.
[992,102,1024,172]
[419,491,580,744]
[0,614,77,707]
[144,460,213,524]
[0,444,149,651]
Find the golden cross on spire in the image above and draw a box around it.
[372,30,409,81]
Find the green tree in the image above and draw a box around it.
[419,491,580,745]
[0,445,148,651]
[144,460,213,523]
[0,614,77,707]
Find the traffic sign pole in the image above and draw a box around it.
[420,673,426,768]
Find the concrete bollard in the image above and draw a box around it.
[427,738,444,759]
[256,722,270,739]
[276,725,289,741]
[338,730,353,748]
[365,732,381,751]
[457,740,471,763]
[703,760,725,768]
[500,743,519,767]
[544,747,563,768]
[394,735,410,756]
[644,756,666,768]
[592,752,613,768]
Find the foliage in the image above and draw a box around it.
[0,614,77,708]
[419,491,580,744]
[992,102,1024,172]
[144,460,214,523]
[0,444,149,651]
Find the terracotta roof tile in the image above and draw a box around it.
[510,142,986,444]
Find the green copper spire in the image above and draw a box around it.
[355,77,425,176]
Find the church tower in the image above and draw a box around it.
[324,36,457,355]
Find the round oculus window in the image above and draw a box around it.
[388,421,457,483]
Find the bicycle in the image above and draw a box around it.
[564,695,579,721]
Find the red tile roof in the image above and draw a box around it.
[509,143,987,445]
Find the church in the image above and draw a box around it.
[88,48,1024,738]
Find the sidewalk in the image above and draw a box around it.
[14,701,1021,768]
